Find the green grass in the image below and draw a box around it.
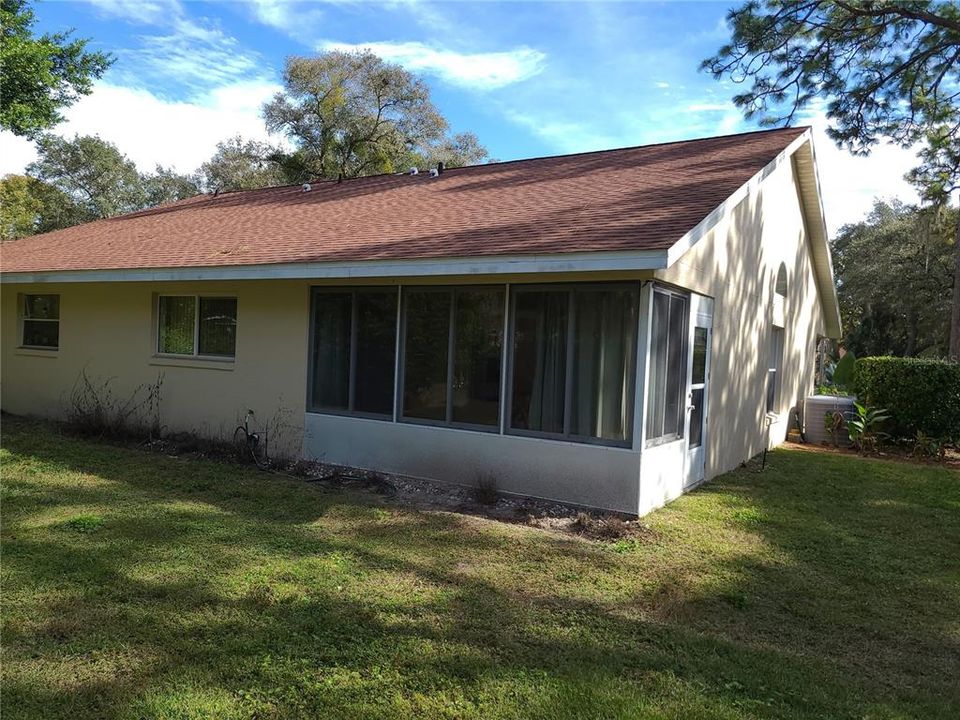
[2,415,958,719]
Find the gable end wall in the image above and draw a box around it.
[653,155,827,481]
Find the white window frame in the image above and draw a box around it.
[19,293,60,350]
[767,326,784,415]
[644,285,690,448]
[155,294,237,360]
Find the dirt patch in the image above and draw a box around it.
[286,461,655,542]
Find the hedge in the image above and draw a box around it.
[853,357,960,441]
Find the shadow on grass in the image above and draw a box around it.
[3,417,959,719]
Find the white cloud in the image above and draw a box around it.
[246,0,326,38]
[655,82,670,89]
[0,80,282,177]
[84,0,182,25]
[86,0,271,94]
[319,41,546,90]
[117,19,266,92]
[0,134,38,177]
[806,119,920,234]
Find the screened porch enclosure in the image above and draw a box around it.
[303,279,711,514]
[307,282,642,447]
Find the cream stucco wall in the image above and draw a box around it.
[651,155,827,491]
[1,280,312,457]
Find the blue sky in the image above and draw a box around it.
[1,0,921,232]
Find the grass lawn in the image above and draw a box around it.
[2,415,959,719]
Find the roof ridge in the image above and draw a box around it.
[201,125,810,197]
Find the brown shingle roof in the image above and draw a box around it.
[1,127,806,274]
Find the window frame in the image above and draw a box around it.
[307,286,399,419]
[767,325,784,415]
[19,293,60,350]
[398,284,507,433]
[643,285,691,448]
[505,281,640,448]
[155,294,238,360]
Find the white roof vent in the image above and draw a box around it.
[429,168,439,178]
[301,183,312,192]
[409,167,419,175]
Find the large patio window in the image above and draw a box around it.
[307,282,639,446]
[309,288,397,415]
[509,284,637,444]
[645,288,689,444]
[401,286,505,427]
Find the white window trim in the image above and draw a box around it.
[154,294,237,361]
[767,326,784,415]
[18,293,60,351]
[644,285,690,448]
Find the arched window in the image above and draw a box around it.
[775,263,788,297]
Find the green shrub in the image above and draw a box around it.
[853,357,960,441]
[833,350,856,388]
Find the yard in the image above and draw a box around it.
[2,415,958,720]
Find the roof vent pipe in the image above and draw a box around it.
[437,161,444,174]
[302,183,312,192]
[409,167,419,175]
[429,168,439,178]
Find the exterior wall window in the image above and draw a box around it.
[157,295,237,358]
[510,284,637,444]
[309,288,397,415]
[21,294,60,349]
[775,263,788,296]
[645,288,689,444]
[768,262,788,413]
[402,286,504,427]
[767,326,784,413]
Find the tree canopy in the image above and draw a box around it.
[0,0,112,137]
[833,200,955,357]
[26,134,198,221]
[0,174,86,240]
[198,136,288,193]
[702,1,959,168]
[263,50,487,181]
[27,134,147,218]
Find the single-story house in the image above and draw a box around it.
[1,126,840,516]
